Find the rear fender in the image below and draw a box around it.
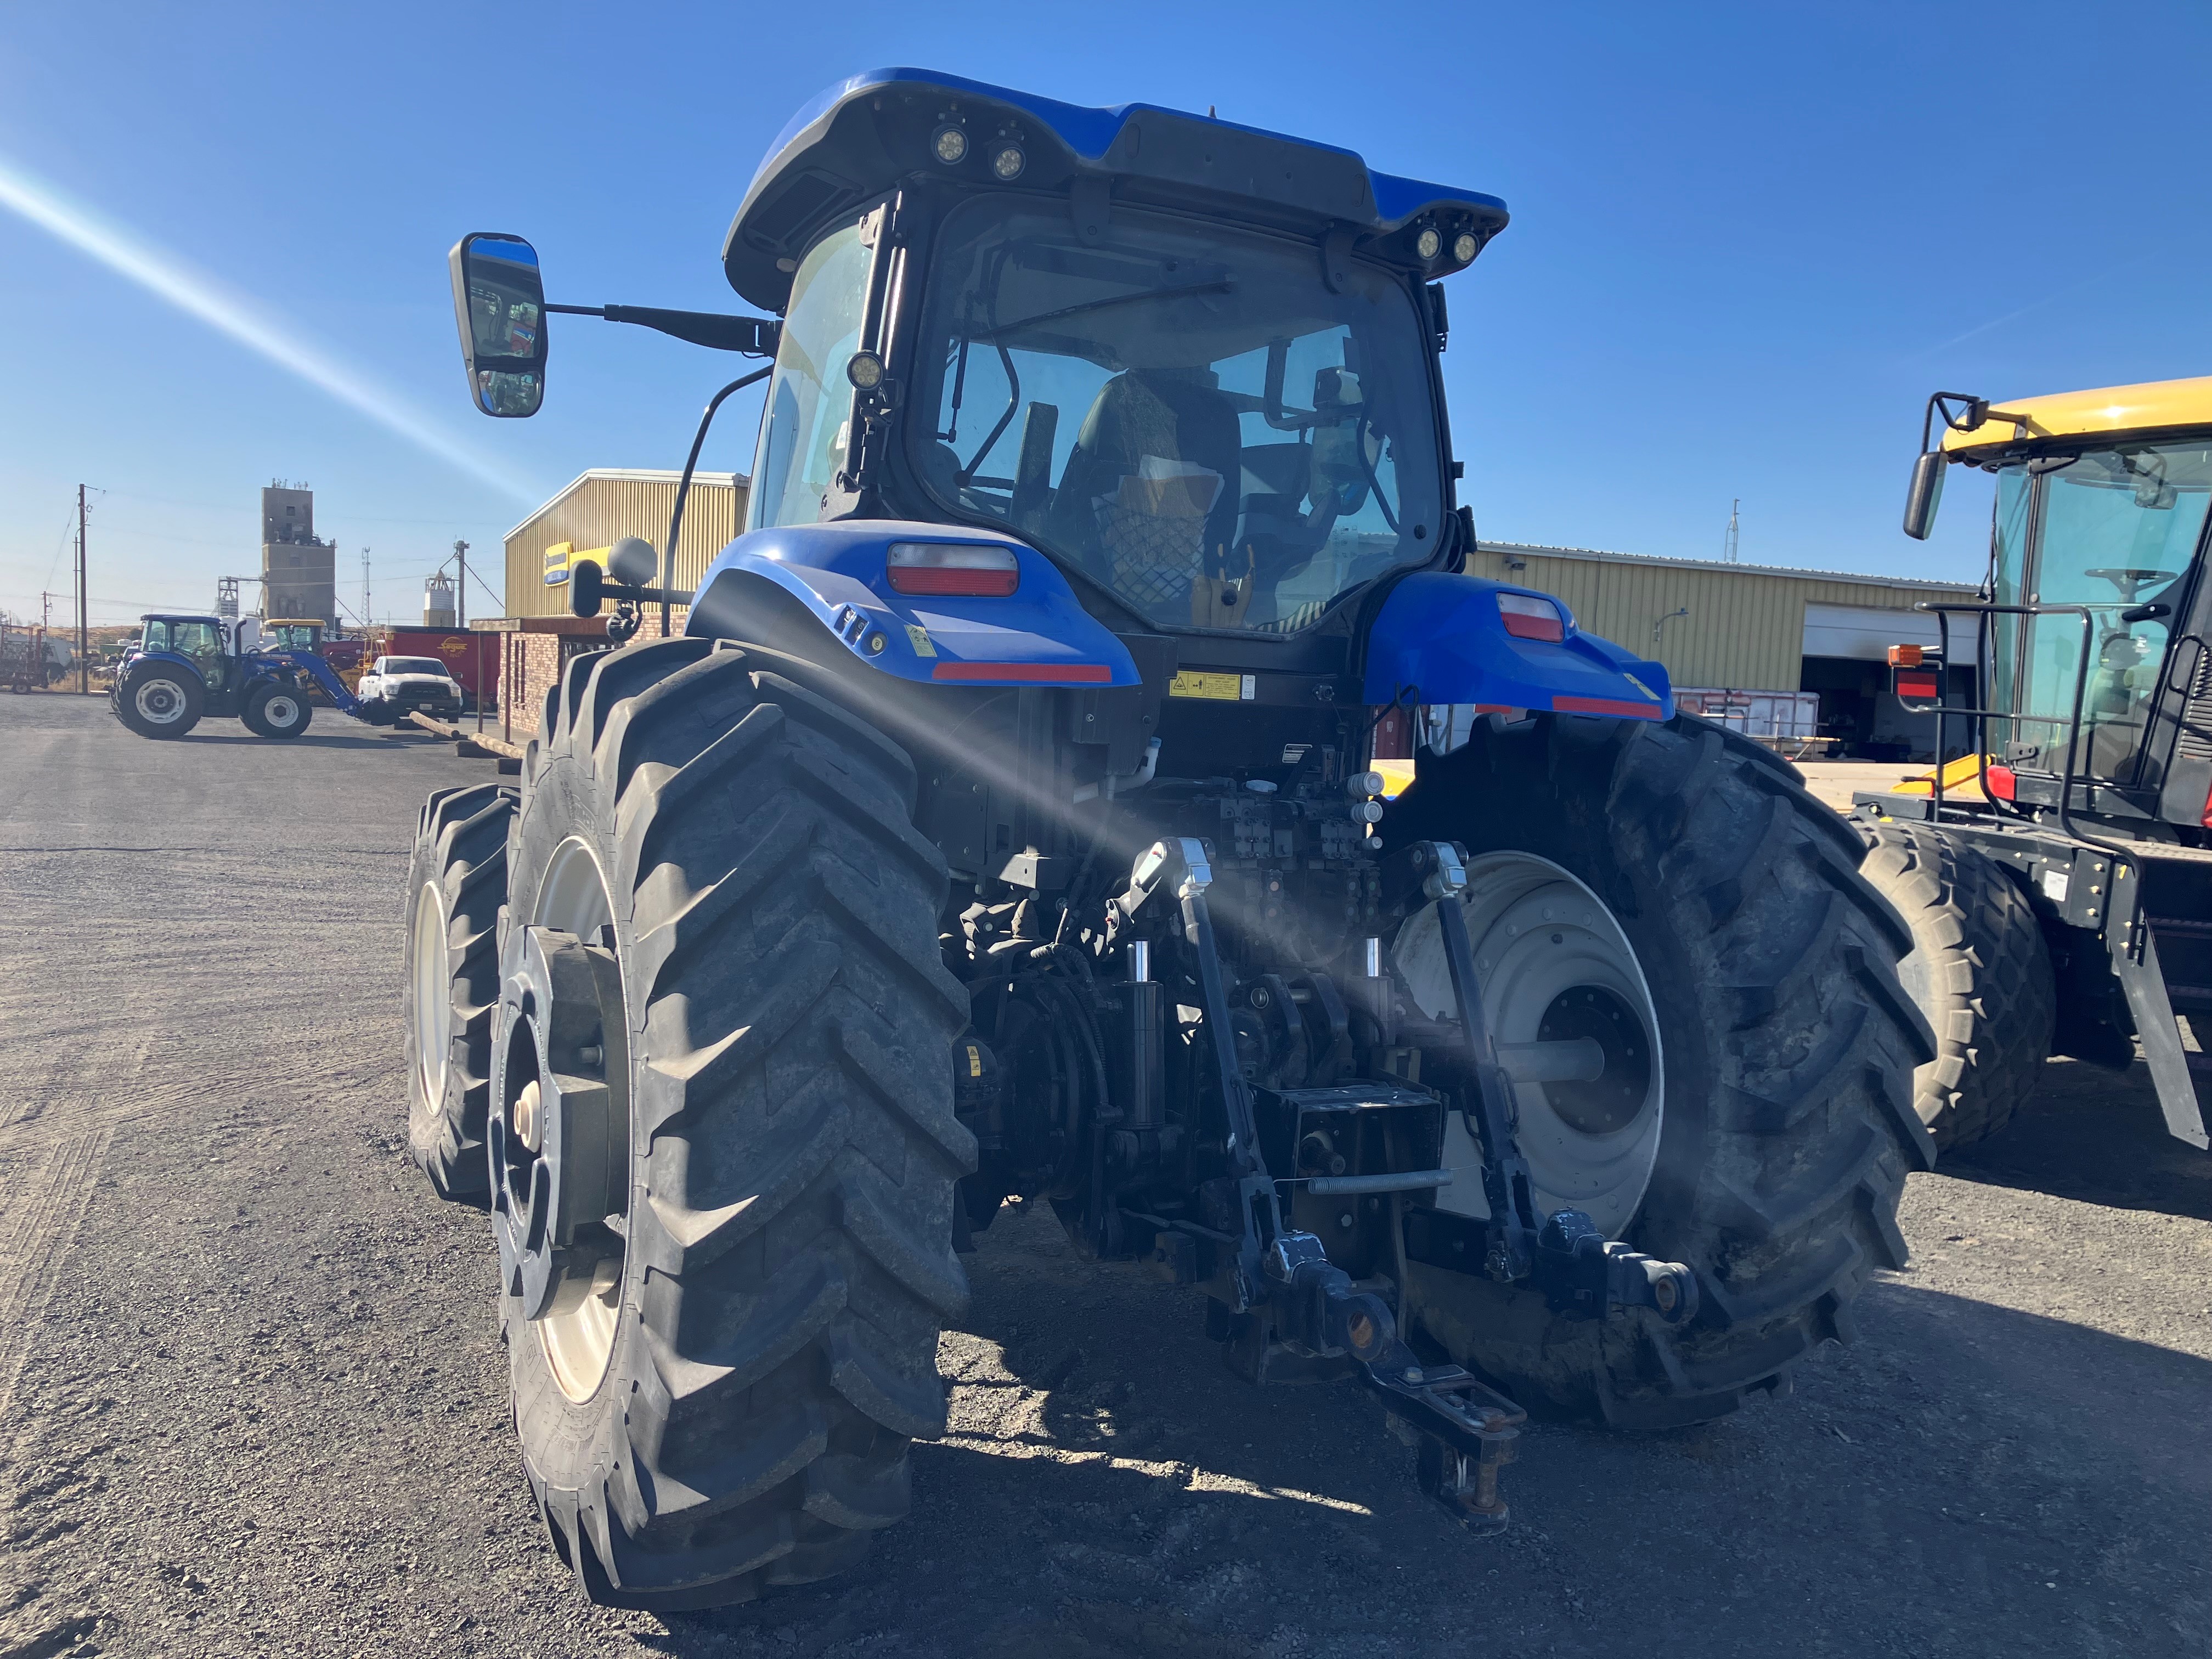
[686,521,1139,690]
[1361,572,1672,721]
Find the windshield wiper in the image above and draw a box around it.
[977,272,1236,342]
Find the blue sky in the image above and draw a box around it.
[2,2,2205,628]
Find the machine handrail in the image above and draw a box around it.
[1913,600,2134,868]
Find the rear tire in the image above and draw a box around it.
[116,666,203,738]
[493,637,973,1609]
[403,783,516,1201]
[1385,714,1937,1427]
[1856,821,2054,1149]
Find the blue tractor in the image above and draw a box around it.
[112,612,365,739]
[404,70,1935,1608]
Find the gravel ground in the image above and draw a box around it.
[2,693,2208,1658]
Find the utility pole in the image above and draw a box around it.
[1723,498,1740,564]
[453,539,469,630]
[76,485,88,693]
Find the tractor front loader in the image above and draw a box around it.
[402,70,1934,1609]
[1857,379,2212,1155]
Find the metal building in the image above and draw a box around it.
[501,469,749,625]
[1470,542,1980,759]
[261,483,337,627]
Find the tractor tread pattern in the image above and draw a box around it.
[403,781,515,1201]
[1394,712,1933,1427]
[503,636,973,1611]
[1854,820,2055,1149]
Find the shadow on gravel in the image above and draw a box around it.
[627,1204,2210,1659]
[180,730,444,750]
[1940,1057,2212,1221]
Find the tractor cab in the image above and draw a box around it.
[136,614,236,692]
[1893,378,2212,831]
[264,618,325,655]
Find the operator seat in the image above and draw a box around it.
[1046,368,1243,613]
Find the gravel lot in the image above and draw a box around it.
[2,693,2207,1658]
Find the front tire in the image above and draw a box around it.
[116,666,203,738]
[244,681,313,738]
[1385,714,1937,1427]
[403,783,516,1201]
[492,637,973,1609]
[1856,821,2054,1149]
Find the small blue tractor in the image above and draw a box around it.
[404,70,1934,1608]
[112,612,365,738]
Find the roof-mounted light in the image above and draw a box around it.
[1453,232,1479,263]
[1415,227,1442,261]
[931,123,968,165]
[1498,592,1565,642]
[989,140,1026,181]
[887,541,1020,597]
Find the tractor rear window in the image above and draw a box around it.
[910,198,1443,634]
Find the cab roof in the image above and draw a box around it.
[724,68,1510,312]
[1942,374,2212,455]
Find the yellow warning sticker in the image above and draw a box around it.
[905,624,936,658]
[966,1045,983,1078]
[1169,670,1254,701]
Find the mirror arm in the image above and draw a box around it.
[546,303,781,356]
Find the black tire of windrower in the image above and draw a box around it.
[1382,714,1938,1429]
[116,665,204,739]
[402,782,516,1202]
[1856,820,2054,1150]
[501,636,974,1610]
[244,680,313,739]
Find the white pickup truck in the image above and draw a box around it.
[356,655,464,722]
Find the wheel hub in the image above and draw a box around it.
[490,921,628,1396]
[134,679,185,723]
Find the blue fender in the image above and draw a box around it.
[1361,573,1673,720]
[686,521,1140,688]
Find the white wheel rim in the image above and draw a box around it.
[1395,850,1664,1238]
[134,679,187,724]
[411,881,452,1107]
[529,837,623,1402]
[264,695,300,728]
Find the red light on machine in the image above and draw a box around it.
[887,541,1020,597]
[1887,644,1924,667]
[1895,671,1940,701]
[1985,765,2017,802]
[1498,592,1565,641]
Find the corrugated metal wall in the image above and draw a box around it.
[1467,545,1976,692]
[503,473,747,621]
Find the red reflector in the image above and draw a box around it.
[887,540,1020,597]
[1553,695,1664,719]
[1498,592,1565,642]
[930,662,1113,684]
[1987,765,2016,801]
[1897,672,1940,699]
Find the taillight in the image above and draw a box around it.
[887,541,1020,597]
[1498,591,1565,641]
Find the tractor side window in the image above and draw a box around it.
[143,620,170,652]
[170,622,222,658]
[2015,443,2212,782]
[910,198,1442,634]
[747,221,874,532]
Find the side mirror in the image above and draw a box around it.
[608,536,660,587]
[1902,450,1946,540]
[448,233,546,417]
